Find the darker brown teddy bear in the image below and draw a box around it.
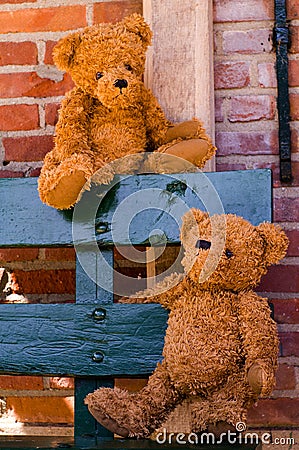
[38,14,215,210]
[85,209,288,438]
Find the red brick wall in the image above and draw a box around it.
[0,0,298,435]
[214,0,299,428]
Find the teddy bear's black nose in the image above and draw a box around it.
[195,239,211,250]
[114,79,128,89]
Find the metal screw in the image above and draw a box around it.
[92,308,106,322]
[92,351,105,363]
[96,222,109,234]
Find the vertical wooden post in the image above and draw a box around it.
[143,0,215,171]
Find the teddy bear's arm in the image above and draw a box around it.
[54,88,93,159]
[119,272,184,310]
[237,291,279,397]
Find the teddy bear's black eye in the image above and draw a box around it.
[225,249,234,259]
[96,72,103,80]
[125,64,133,71]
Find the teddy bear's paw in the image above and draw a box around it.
[45,170,87,210]
[247,363,274,397]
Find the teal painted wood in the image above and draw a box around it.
[0,303,167,376]
[0,170,271,247]
[75,252,114,444]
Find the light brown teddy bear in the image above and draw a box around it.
[38,14,215,210]
[85,209,288,438]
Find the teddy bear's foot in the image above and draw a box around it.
[84,387,147,438]
[87,404,130,438]
[44,170,87,210]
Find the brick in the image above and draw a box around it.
[223,29,272,54]
[44,248,75,261]
[289,26,299,53]
[258,62,277,88]
[290,94,299,121]
[285,230,299,256]
[0,72,74,99]
[213,0,274,22]
[114,378,148,393]
[214,61,250,89]
[49,377,74,390]
[248,398,299,426]
[0,104,39,131]
[287,0,299,20]
[12,269,75,294]
[291,129,299,153]
[29,167,41,177]
[275,364,296,390]
[216,160,247,172]
[215,97,224,122]
[271,298,299,324]
[45,103,60,126]
[258,265,299,293]
[0,248,38,262]
[0,170,24,178]
[44,41,56,65]
[215,131,278,156]
[289,60,299,87]
[3,135,54,162]
[0,375,43,390]
[0,6,86,33]
[228,95,275,122]
[279,332,299,357]
[0,42,37,66]
[93,0,142,24]
[274,197,299,222]
[6,396,74,424]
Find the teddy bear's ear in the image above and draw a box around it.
[180,208,209,242]
[53,32,82,71]
[256,222,289,265]
[122,13,152,48]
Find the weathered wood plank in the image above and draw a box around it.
[143,0,215,171]
[0,170,271,247]
[0,303,167,376]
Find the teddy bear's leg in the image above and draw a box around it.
[85,361,182,438]
[191,371,253,437]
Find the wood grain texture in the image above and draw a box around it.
[0,303,167,376]
[0,170,271,248]
[143,0,215,170]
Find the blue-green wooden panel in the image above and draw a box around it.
[0,170,271,247]
[0,303,167,376]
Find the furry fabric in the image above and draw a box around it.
[38,14,215,209]
[85,209,288,438]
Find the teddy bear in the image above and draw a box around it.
[38,14,215,210]
[84,209,288,438]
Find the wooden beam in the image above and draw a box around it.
[143,0,215,171]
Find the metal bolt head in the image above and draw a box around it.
[92,351,104,363]
[92,308,106,322]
